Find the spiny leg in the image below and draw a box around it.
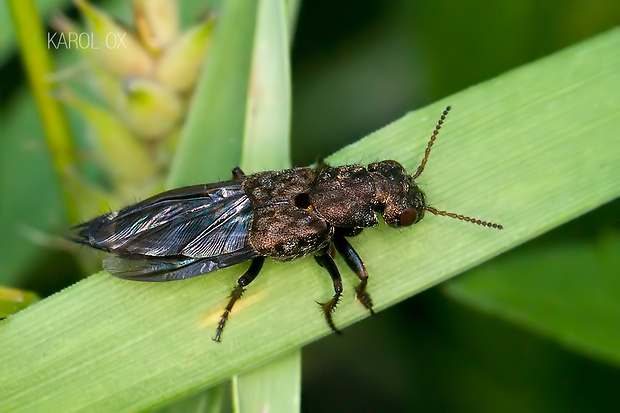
[231,167,245,180]
[333,234,375,316]
[214,257,264,342]
[314,251,344,335]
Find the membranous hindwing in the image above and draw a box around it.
[74,181,258,281]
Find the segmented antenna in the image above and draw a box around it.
[412,106,451,180]
[424,206,503,230]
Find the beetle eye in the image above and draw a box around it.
[399,208,417,227]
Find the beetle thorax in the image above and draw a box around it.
[310,165,379,228]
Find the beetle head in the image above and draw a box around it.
[370,106,503,231]
[368,160,426,228]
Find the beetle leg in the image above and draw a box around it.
[214,256,264,342]
[326,243,337,260]
[333,234,375,316]
[231,167,245,180]
[314,251,343,335]
[335,227,363,237]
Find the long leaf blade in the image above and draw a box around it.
[234,0,298,411]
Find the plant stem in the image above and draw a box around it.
[8,0,78,223]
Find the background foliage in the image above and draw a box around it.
[0,0,618,411]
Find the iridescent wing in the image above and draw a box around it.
[101,250,258,282]
[72,181,259,281]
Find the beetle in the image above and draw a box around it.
[72,106,502,341]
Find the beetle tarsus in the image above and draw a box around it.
[213,257,264,342]
[333,234,375,315]
[320,292,343,335]
[315,251,344,335]
[354,279,375,316]
[214,284,244,342]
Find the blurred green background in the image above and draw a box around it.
[1,0,619,411]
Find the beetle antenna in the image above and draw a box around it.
[412,105,451,180]
[424,206,503,230]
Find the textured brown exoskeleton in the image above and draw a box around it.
[72,106,502,341]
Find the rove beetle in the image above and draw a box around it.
[72,106,502,341]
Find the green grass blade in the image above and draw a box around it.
[0,27,619,412]
[240,0,291,173]
[169,0,298,408]
[167,0,259,187]
[235,0,298,411]
[233,350,301,413]
[165,0,265,409]
[285,0,302,42]
[153,385,223,413]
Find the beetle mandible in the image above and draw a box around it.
[72,106,502,341]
